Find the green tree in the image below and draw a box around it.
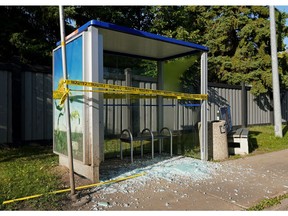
[205,6,287,96]
[0,6,75,65]
[1,5,287,96]
[150,6,288,96]
[71,6,154,31]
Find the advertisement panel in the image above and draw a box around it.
[53,35,84,162]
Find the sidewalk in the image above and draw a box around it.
[78,149,288,211]
[196,149,288,210]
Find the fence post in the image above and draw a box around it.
[12,69,22,145]
[241,81,247,128]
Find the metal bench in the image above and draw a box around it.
[120,127,173,163]
[227,128,249,155]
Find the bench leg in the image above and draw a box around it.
[228,138,249,155]
[141,140,143,158]
[152,139,154,159]
[239,139,249,155]
[130,141,133,163]
[120,141,123,160]
[170,136,173,157]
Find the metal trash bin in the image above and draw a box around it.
[208,120,228,160]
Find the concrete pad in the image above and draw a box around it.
[77,149,288,211]
[87,179,243,210]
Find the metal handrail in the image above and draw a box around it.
[141,128,154,159]
[160,127,173,156]
[120,129,134,163]
[119,127,172,162]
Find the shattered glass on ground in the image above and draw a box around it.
[91,154,224,195]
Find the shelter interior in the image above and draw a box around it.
[53,20,208,182]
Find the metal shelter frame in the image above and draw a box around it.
[53,19,209,182]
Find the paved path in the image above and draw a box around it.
[195,149,288,210]
[77,149,288,211]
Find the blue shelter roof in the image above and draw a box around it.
[60,20,209,61]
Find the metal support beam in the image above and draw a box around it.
[269,6,283,138]
[157,61,164,132]
[200,52,208,161]
[125,68,133,133]
[88,26,104,178]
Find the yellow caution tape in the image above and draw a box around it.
[72,89,159,99]
[3,172,146,205]
[66,79,208,99]
[59,88,70,106]
[103,94,158,99]
[53,90,65,100]
[53,79,67,99]
[53,79,208,105]
[2,194,43,205]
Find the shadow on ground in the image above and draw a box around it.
[282,124,288,136]
[248,131,261,153]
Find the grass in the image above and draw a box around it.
[227,124,288,160]
[105,131,201,160]
[106,125,288,160]
[0,145,66,210]
[247,124,288,154]
[225,124,288,161]
[247,193,288,211]
[1,124,288,210]
[232,124,288,210]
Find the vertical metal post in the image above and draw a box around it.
[59,6,76,195]
[157,61,164,153]
[87,26,104,180]
[125,68,132,133]
[200,52,208,161]
[177,100,180,131]
[269,6,283,138]
[157,61,164,131]
[241,81,247,128]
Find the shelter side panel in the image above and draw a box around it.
[53,35,84,162]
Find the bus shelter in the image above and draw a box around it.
[53,20,209,182]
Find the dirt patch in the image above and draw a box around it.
[52,165,92,189]
[49,165,93,210]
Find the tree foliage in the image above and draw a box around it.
[1,6,288,96]
[71,6,154,31]
[146,6,288,96]
[205,6,288,96]
[0,6,75,64]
